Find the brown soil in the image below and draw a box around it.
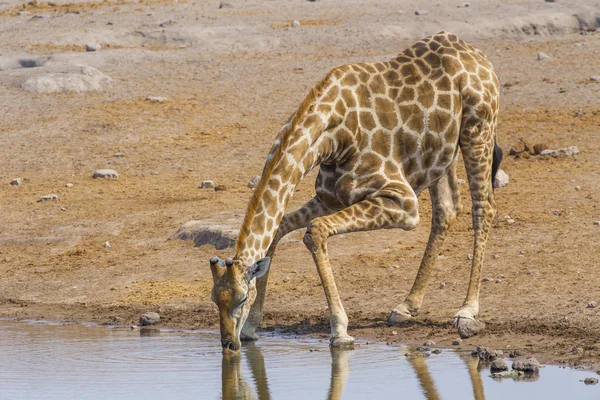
[1,0,600,369]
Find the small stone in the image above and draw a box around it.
[572,347,584,354]
[575,186,581,190]
[104,241,111,248]
[130,325,138,330]
[414,10,428,15]
[218,1,233,8]
[282,276,290,282]
[491,358,508,372]
[506,219,515,224]
[458,319,485,339]
[140,312,160,326]
[477,346,503,361]
[593,221,600,226]
[214,185,227,191]
[146,96,168,103]
[113,153,125,158]
[85,43,101,52]
[509,349,524,358]
[391,331,398,336]
[200,180,215,189]
[512,357,541,372]
[467,254,473,260]
[590,76,600,82]
[247,175,260,189]
[92,169,119,179]
[424,340,436,347]
[159,20,176,27]
[66,183,73,188]
[150,172,159,176]
[291,20,300,27]
[458,2,471,7]
[537,52,551,61]
[494,169,509,188]
[584,377,599,385]
[10,178,23,186]
[587,301,597,308]
[439,282,446,289]
[482,277,493,283]
[495,279,502,284]
[491,370,525,380]
[415,346,430,352]
[540,146,579,157]
[575,109,583,117]
[432,349,442,354]
[39,194,58,201]
[452,338,462,345]
[60,207,66,212]
[533,143,549,155]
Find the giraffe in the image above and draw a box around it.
[209,31,501,353]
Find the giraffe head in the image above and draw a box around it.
[209,256,270,354]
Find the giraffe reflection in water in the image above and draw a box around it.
[221,345,487,400]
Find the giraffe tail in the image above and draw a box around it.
[491,140,503,189]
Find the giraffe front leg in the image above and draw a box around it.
[304,188,420,347]
[241,197,334,341]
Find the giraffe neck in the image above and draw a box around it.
[235,84,337,265]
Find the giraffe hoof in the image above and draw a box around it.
[330,335,355,349]
[240,329,260,342]
[387,310,412,324]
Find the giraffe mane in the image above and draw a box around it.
[235,71,335,256]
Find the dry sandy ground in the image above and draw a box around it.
[1,0,600,367]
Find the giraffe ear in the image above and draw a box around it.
[247,257,271,282]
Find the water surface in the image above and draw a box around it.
[0,319,597,400]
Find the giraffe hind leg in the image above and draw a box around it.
[303,184,420,347]
[388,164,460,323]
[241,196,335,341]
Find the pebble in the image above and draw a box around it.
[584,377,599,385]
[493,169,509,188]
[495,279,502,284]
[540,146,579,157]
[482,277,493,282]
[533,143,549,155]
[113,153,125,158]
[10,178,23,186]
[85,43,101,52]
[104,241,111,248]
[60,207,66,212]
[477,346,503,361]
[509,349,524,358]
[150,172,159,176]
[590,76,600,82]
[247,175,260,189]
[458,319,485,339]
[292,20,300,27]
[65,183,73,188]
[39,194,58,201]
[415,346,430,352]
[491,358,508,371]
[414,10,428,15]
[146,96,168,103]
[391,331,398,336]
[575,186,581,190]
[215,185,227,191]
[200,180,215,189]
[218,1,233,8]
[491,370,524,379]
[439,282,446,289]
[512,357,541,372]
[594,221,600,226]
[452,338,462,345]
[159,20,176,27]
[92,169,119,179]
[587,301,597,308]
[432,349,442,354]
[537,52,551,61]
[424,340,436,346]
[282,276,290,282]
[139,312,160,326]
[466,254,473,260]
[458,2,471,7]
[506,219,515,224]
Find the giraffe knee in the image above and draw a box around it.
[303,219,328,254]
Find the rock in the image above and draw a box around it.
[432,349,442,354]
[458,2,471,7]
[159,20,176,27]
[85,43,101,52]
[533,143,549,155]
[506,219,515,224]
[173,220,239,250]
[537,52,551,61]
[575,186,581,190]
[146,96,168,103]
[512,357,541,372]
[584,377,599,385]
[495,279,503,284]
[22,65,111,94]
[247,175,260,189]
[452,338,462,346]
[458,319,485,339]
[594,221,600,226]
[113,153,125,158]
[509,349,524,358]
[509,139,533,155]
[491,358,508,371]
[590,76,600,82]
[491,370,525,379]
[414,10,428,15]
[200,180,215,189]
[10,178,23,186]
[391,331,398,336]
[150,172,159,176]
[140,312,160,326]
[282,276,290,282]
[415,346,430,352]
[540,146,579,157]
[92,169,119,179]
[482,277,493,283]
[292,20,300,27]
[587,301,597,308]
[60,207,66,212]
[218,1,233,8]
[104,241,111,248]
[214,185,227,191]
[65,183,73,188]
[477,346,503,361]
[439,282,446,289]
[39,194,58,201]
[466,254,473,260]
[493,169,509,188]
[424,340,436,347]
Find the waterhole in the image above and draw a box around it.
[0,319,597,399]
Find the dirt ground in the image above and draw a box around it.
[1,0,600,368]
